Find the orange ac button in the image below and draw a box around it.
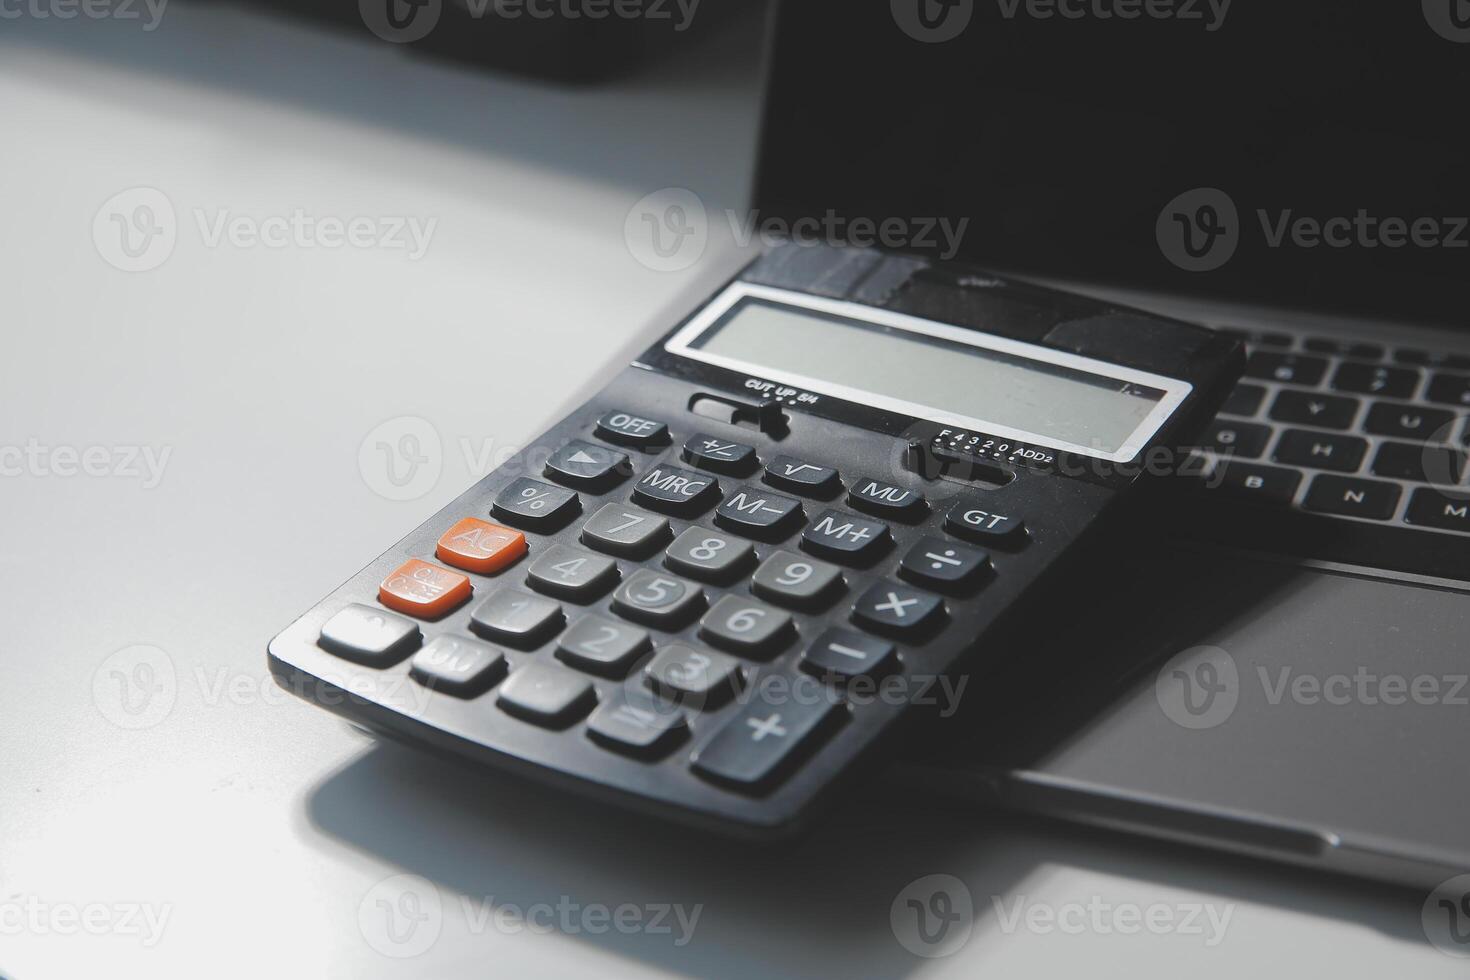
[435,517,527,575]
[378,559,473,619]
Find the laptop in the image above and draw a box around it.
[757,1,1470,887]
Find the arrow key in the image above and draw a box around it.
[545,440,633,491]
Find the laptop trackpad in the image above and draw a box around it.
[964,546,1470,875]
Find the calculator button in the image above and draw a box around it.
[409,636,507,697]
[852,581,946,637]
[544,440,633,492]
[944,495,1028,546]
[611,569,705,629]
[579,503,672,558]
[435,518,527,576]
[595,410,670,448]
[800,509,892,563]
[899,537,991,593]
[586,690,688,756]
[750,551,844,610]
[714,486,804,540]
[664,527,755,584]
[318,603,420,665]
[525,545,619,602]
[1302,475,1402,521]
[683,433,758,475]
[763,455,841,497]
[378,559,473,620]
[492,478,581,531]
[800,628,896,680]
[631,464,721,516]
[847,477,927,521]
[497,662,596,728]
[468,589,564,648]
[556,615,651,676]
[692,698,840,790]
[644,644,743,705]
[1204,462,1302,504]
[699,595,794,658]
[1272,430,1369,473]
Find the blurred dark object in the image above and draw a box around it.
[224,0,747,83]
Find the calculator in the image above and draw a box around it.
[268,244,1242,837]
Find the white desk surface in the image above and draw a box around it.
[0,7,1457,978]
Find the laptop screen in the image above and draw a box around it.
[755,2,1469,327]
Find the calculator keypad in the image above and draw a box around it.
[595,410,670,448]
[645,644,743,704]
[378,559,473,619]
[800,510,892,563]
[763,455,841,497]
[409,635,507,696]
[611,569,706,628]
[318,604,420,665]
[469,589,564,648]
[664,527,755,584]
[556,615,651,676]
[898,537,991,593]
[493,478,581,531]
[800,628,895,680]
[714,486,804,540]
[631,465,721,516]
[497,662,596,728]
[848,476,928,521]
[586,690,688,756]
[750,551,844,609]
[683,433,759,475]
[525,544,619,602]
[544,440,633,492]
[435,518,527,576]
[579,503,671,558]
[692,698,841,789]
[699,595,794,658]
[851,581,946,636]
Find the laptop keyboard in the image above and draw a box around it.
[1196,328,1470,548]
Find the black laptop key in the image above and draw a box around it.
[1205,462,1302,505]
[1305,338,1385,360]
[1371,442,1466,486]
[1330,363,1419,400]
[1220,384,1267,417]
[899,536,991,593]
[1245,351,1328,386]
[1302,475,1402,521]
[714,486,804,539]
[493,478,581,531]
[409,636,507,696]
[847,477,927,521]
[801,509,891,563]
[318,604,421,665]
[1395,349,1470,371]
[1268,391,1359,430]
[800,628,896,680]
[469,590,564,648]
[579,503,672,558]
[595,410,670,448]
[1405,488,1470,532]
[586,690,687,756]
[544,440,633,491]
[497,662,596,728]
[683,433,758,475]
[764,455,841,497]
[1425,373,1470,408]
[1361,403,1457,442]
[1202,420,1272,458]
[631,464,720,516]
[692,698,840,790]
[1273,430,1368,473]
[852,581,946,636]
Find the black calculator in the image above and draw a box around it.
[268,244,1242,837]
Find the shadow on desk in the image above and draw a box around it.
[302,739,1429,978]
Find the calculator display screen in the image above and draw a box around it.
[673,290,1186,460]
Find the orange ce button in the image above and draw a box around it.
[378,559,473,619]
[435,517,527,575]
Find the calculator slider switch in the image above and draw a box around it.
[688,392,788,435]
